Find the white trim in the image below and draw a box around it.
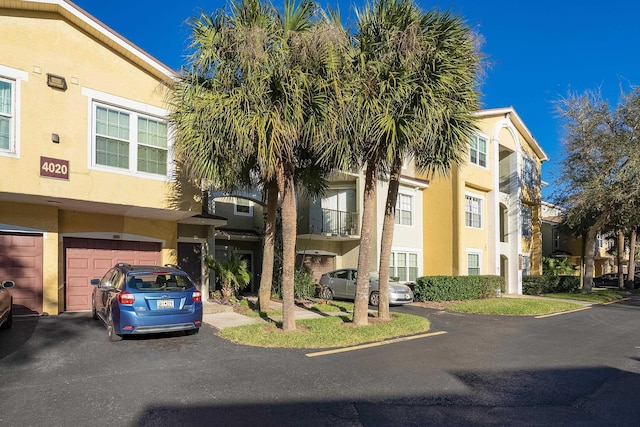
[234,198,254,217]
[0,65,28,159]
[465,248,482,276]
[83,91,172,181]
[59,232,165,246]
[395,191,414,228]
[0,224,46,238]
[469,132,489,169]
[82,87,169,117]
[390,248,421,282]
[464,191,485,230]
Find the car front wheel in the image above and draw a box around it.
[107,312,122,342]
[320,286,333,301]
[369,291,380,306]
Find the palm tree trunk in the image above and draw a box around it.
[377,157,402,320]
[353,163,377,326]
[617,230,625,289]
[278,165,297,331]
[627,227,637,290]
[258,179,278,312]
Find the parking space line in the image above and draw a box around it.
[535,306,591,319]
[305,331,447,358]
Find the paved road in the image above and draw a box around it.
[0,296,639,426]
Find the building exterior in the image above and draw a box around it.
[296,166,429,285]
[541,201,619,276]
[0,0,223,315]
[422,108,548,294]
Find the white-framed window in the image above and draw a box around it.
[93,103,168,176]
[0,78,13,152]
[521,204,532,237]
[0,66,27,158]
[465,194,483,229]
[467,250,481,276]
[395,193,413,226]
[597,232,603,249]
[390,251,419,282]
[522,155,539,187]
[234,198,253,216]
[469,134,487,167]
[522,254,531,276]
[84,88,170,179]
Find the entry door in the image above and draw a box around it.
[178,242,203,287]
[237,251,253,293]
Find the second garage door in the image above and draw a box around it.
[64,238,161,312]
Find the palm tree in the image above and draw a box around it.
[346,0,481,324]
[170,0,349,330]
[206,253,251,303]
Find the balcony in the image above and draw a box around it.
[321,208,359,236]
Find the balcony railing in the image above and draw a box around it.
[321,208,359,236]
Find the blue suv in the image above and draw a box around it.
[91,263,203,341]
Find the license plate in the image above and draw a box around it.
[157,299,174,309]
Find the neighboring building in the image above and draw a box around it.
[296,166,429,285]
[422,108,548,294]
[0,0,223,315]
[541,201,619,276]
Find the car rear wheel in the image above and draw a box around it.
[369,291,380,306]
[1,306,12,330]
[107,312,122,342]
[320,286,333,301]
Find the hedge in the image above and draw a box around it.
[523,275,580,295]
[413,275,504,302]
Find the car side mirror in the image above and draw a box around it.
[90,279,100,286]
[1,280,14,289]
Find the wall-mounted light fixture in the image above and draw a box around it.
[51,133,60,144]
[46,73,67,90]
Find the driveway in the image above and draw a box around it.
[0,296,639,426]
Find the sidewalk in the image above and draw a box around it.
[201,298,337,330]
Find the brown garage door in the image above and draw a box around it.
[296,254,336,284]
[0,232,43,315]
[64,238,161,312]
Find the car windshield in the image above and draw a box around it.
[127,273,193,292]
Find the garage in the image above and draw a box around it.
[296,254,336,284]
[0,232,44,315]
[64,238,161,312]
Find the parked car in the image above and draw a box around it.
[318,268,414,306]
[91,263,202,342]
[0,280,15,330]
[593,273,640,288]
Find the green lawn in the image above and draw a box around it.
[219,311,430,348]
[542,290,625,304]
[447,297,583,315]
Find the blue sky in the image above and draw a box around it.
[73,0,640,199]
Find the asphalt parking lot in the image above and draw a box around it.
[1,296,639,426]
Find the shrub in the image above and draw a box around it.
[523,275,580,295]
[413,275,503,302]
[294,268,317,300]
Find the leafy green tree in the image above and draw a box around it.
[555,88,640,291]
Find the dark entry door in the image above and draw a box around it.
[178,242,202,288]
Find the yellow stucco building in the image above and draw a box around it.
[423,108,548,294]
[0,0,222,315]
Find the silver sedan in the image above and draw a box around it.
[318,268,414,306]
